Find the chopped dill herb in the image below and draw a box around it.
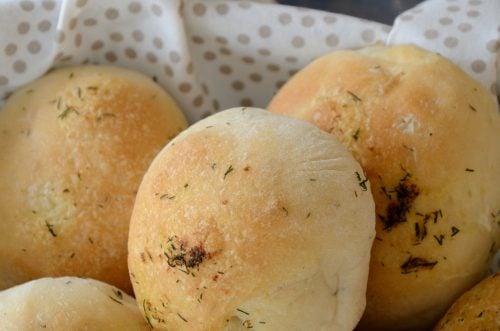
[97,113,116,121]
[451,226,460,237]
[400,164,412,180]
[184,183,189,188]
[143,300,154,329]
[112,289,123,300]
[433,234,444,246]
[108,296,123,305]
[347,90,362,102]
[45,220,57,237]
[465,168,475,172]
[468,104,477,112]
[380,186,392,200]
[58,106,79,119]
[87,86,98,91]
[402,144,414,152]
[355,171,368,191]
[352,128,360,140]
[282,207,288,216]
[243,320,253,329]
[164,236,207,275]
[414,223,421,240]
[400,256,437,274]
[69,72,74,79]
[380,178,419,230]
[177,313,188,322]
[159,193,175,200]
[236,308,250,315]
[223,165,234,179]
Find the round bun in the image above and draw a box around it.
[0,277,149,330]
[268,45,500,330]
[0,65,187,293]
[434,273,499,330]
[128,108,375,330]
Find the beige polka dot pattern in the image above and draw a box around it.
[444,36,458,48]
[105,8,119,20]
[0,0,60,91]
[389,0,499,99]
[38,20,52,32]
[0,0,497,122]
[4,44,17,56]
[258,25,271,38]
[42,1,55,11]
[216,4,229,15]
[20,1,34,12]
[128,2,141,14]
[27,40,41,54]
[181,0,389,119]
[17,22,30,35]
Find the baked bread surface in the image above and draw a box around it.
[0,65,187,293]
[268,45,500,330]
[128,107,375,331]
[434,272,500,330]
[0,277,150,330]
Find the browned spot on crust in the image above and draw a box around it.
[163,236,216,275]
[400,256,438,274]
[379,178,420,231]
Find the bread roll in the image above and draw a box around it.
[0,277,149,330]
[0,65,187,293]
[128,108,375,330]
[434,272,499,330]
[268,45,500,330]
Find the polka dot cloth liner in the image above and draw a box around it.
[0,0,498,123]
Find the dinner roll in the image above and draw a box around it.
[0,277,149,330]
[0,65,187,293]
[434,272,499,330]
[128,108,375,331]
[268,45,500,330]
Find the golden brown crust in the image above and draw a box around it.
[268,45,500,330]
[0,65,187,293]
[434,273,499,330]
[128,108,375,331]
